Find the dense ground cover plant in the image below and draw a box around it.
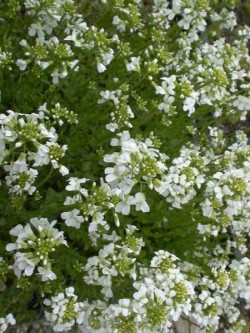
[0,0,250,332]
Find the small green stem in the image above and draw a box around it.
[136,109,159,128]
[36,166,54,188]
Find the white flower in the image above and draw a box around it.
[98,90,119,105]
[178,14,194,30]
[158,95,175,112]
[37,60,50,70]
[132,192,150,212]
[16,59,28,71]
[61,209,84,229]
[59,165,69,176]
[126,57,140,72]
[0,314,16,333]
[65,177,89,197]
[97,62,106,73]
[102,51,114,66]
[183,92,199,116]
[37,265,57,281]
[112,15,126,32]
[233,95,250,111]
[113,299,131,316]
[156,76,176,96]
[106,122,119,132]
[30,144,50,166]
[28,22,45,39]
[105,165,128,183]
[88,214,110,243]
[12,252,35,278]
[115,195,135,215]
[11,153,28,173]
[51,69,60,84]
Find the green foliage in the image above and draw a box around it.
[0,0,250,332]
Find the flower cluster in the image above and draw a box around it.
[0,103,75,207]
[98,86,134,131]
[16,0,116,83]
[61,177,119,243]
[44,287,84,332]
[1,0,250,332]
[131,250,194,330]
[156,143,207,208]
[198,130,250,253]
[104,131,167,214]
[45,251,194,333]
[83,225,144,298]
[6,218,67,281]
[16,0,79,83]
